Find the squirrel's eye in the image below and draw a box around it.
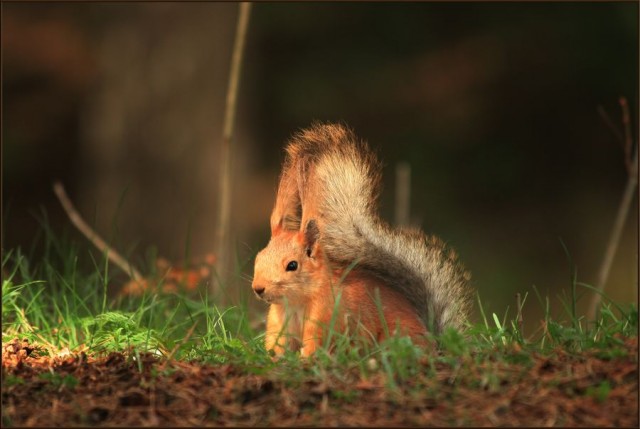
[286,261,298,271]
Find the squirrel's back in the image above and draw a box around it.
[284,122,472,333]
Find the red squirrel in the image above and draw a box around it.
[252,123,471,357]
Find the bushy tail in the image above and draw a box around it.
[285,122,471,332]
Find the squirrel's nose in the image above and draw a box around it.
[253,285,265,297]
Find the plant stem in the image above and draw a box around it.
[52,181,143,282]
[588,97,638,320]
[213,2,252,298]
[394,162,411,227]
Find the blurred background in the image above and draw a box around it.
[2,2,638,331]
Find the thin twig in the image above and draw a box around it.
[394,162,412,227]
[620,97,633,174]
[515,293,524,335]
[53,181,143,282]
[597,105,625,146]
[214,2,252,295]
[588,97,638,321]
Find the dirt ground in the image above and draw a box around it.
[2,337,637,427]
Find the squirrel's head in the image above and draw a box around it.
[252,219,325,305]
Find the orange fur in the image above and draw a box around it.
[253,228,427,357]
[253,122,471,357]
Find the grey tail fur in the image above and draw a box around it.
[285,121,472,333]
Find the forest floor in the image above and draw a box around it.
[2,335,637,427]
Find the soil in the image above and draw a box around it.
[2,336,637,427]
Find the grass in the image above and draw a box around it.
[1,222,637,390]
[1,223,637,427]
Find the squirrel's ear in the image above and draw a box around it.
[303,219,320,253]
[270,213,285,235]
